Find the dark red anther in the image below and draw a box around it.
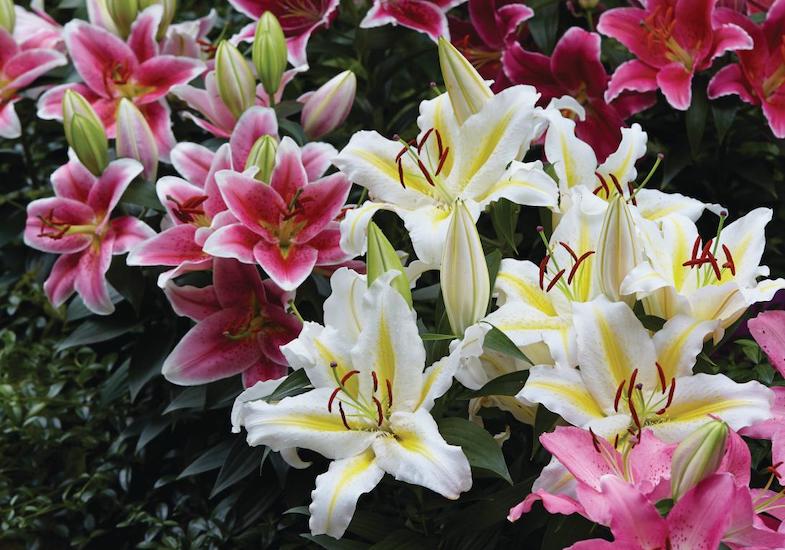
[767,461,784,477]
[545,269,566,292]
[340,369,360,385]
[567,251,595,284]
[338,402,351,430]
[722,244,736,276]
[628,182,638,206]
[657,378,677,415]
[417,159,435,186]
[594,172,610,197]
[705,250,722,280]
[395,144,409,162]
[613,434,620,449]
[418,128,434,153]
[371,371,378,393]
[559,241,578,262]
[627,369,639,400]
[614,380,626,412]
[538,255,550,290]
[655,362,667,393]
[373,396,384,426]
[434,128,443,156]
[386,379,393,407]
[690,235,701,262]
[609,173,624,195]
[435,147,449,176]
[327,387,342,412]
[699,238,713,260]
[589,428,601,453]
[397,158,406,188]
[629,399,642,431]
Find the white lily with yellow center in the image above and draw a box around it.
[519,296,772,444]
[621,209,785,337]
[232,268,471,538]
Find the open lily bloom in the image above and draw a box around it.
[233,268,472,538]
[162,258,301,388]
[24,157,154,315]
[203,137,350,291]
[748,310,785,377]
[13,2,64,52]
[597,0,753,110]
[334,87,558,265]
[519,297,772,443]
[0,28,66,139]
[361,0,466,42]
[229,0,339,68]
[708,0,785,138]
[161,9,217,61]
[622,209,785,333]
[37,6,205,160]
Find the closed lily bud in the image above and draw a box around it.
[0,0,15,33]
[215,40,256,119]
[671,420,729,500]
[299,70,356,139]
[106,0,139,38]
[252,11,288,98]
[441,201,489,336]
[245,135,277,183]
[116,98,159,181]
[63,90,109,176]
[139,0,177,40]
[578,0,599,8]
[595,195,642,304]
[367,222,412,307]
[437,36,492,126]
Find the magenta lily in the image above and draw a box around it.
[748,309,785,376]
[448,0,533,92]
[708,0,785,137]
[742,387,785,482]
[36,6,205,160]
[229,0,339,68]
[0,28,66,139]
[504,27,655,161]
[203,137,351,291]
[13,3,64,52]
[163,258,302,388]
[597,0,753,110]
[361,0,467,42]
[24,158,154,315]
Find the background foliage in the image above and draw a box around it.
[1,0,783,548]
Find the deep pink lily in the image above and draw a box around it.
[448,0,533,92]
[13,3,64,52]
[36,6,205,160]
[503,27,656,161]
[361,0,467,42]
[162,258,302,388]
[24,158,154,315]
[708,0,785,137]
[748,310,785,376]
[597,0,754,110]
[742,387,785,483]
[229,0,339,68]
[203,137,351,291]
[0,28,66,139]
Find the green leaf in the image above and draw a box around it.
[541,514,602,550]
[420,333,456,341]
[301,535,368,550]
[121,181,163,210]
[267,368,311,402]
[482,323,530,363]
[485,249,503,314]
[136,417,170,451]
[129,324,175,401]
[490,199,521,254]
[528,1,559,55]
[438,417,512,484]
[370,530,435,550]
[532,405,561,456]
[178,439,234,479]
[56,316,139,351]
[712,99,739,144]
[472,370,529,398]
[163,386,207,414]
[686,82,708,157]
[210,437,265,497]
[100,359,129,405]
[277,118,306,145]
[66,288,124,321]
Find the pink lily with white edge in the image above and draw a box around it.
[23,158,154,315]
[361,0,467,42]
[36,5,204,160]
[12,2,64,52]
[162,258,302,388]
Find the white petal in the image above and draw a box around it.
[653,315,718,379]
[541,110,597,192]
[339,201,389,257]
[281,322,356,389]
[323,267,367,341]
[230,375,287,433]
[717,207,772,288]
[472,160,559,211]
[635,189,708,222]
[519,365,606,426]
[399,202,461,266]
[597,123,647,186]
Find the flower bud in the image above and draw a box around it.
[671,420,729,500]
[578,0,599,8]
[63,90,109,176]
[0,0,15,34]
[215,40,256,119]
[139,0,177,40]
[437,36,492,126]
[367,222,412,308]
[594,195,642,304]
[441,201,489,336]
[252,11,288,98]
[106,0,139,38]
[116,98,159,181]
[245,135,277,183]
[299,70,356,139]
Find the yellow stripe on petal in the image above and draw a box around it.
[526,380,605,418]
[595,306,633,387]
[327,450,377,524]
[497,272,557,315]
[657,320,705,380]
[462,111,514,185]
[260,413,349,432]
[662,399,748,423]
[375,313,397,393]
[354,149,433,197]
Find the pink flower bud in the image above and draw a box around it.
[299,70,356,139]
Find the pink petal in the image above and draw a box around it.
[627,429,676,495]
[36,82,88,121]
[126,224,205,266]
[596,476,669,548]
[87,158,143,216]
[139,100,176,161]
[156,175,208,224]
[673,0,714,56]
[50,157,95,202]
[0,100,20,139]
[707,63,757,103]
[213,257,264,310]
[656,62,694,110]
[577,100,625,163]
[502,42,563,101]
[508,490,585,522]
[242,358,288,388]
[74,235,116,315]
[293,173,351,244]
[310,223,350,265]
[469,0,532,49]
[202,223,259,264]
[256,304,302,363]
[666,474,735,549]
[612,90,658,119]
[301,142,338,180]
[270,136,308,199]
[762,93,785,138]
[229,106,279,170]
[709,23,754,63]
[361,0,449,42]
[749,310,785,377]
[550,27,608,99]
[216,170,286,238]
[203,143,232,217]
[3,48,66,90]
[133,56,205,104]
[127,5,162,63]
[597,7,666,67]
[164,281,221,321]
[24,197,94,254]
[539,427,619,491]
[605,59,659,103]
[719,428,752,487]
[0,28,19,66]
[253,241,318,291]
[162,307,262,385]
[110,216,155,254]
[44,252,81,308]
[171,142,215,187]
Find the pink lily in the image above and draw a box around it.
[742,387,785,483]
[597,0,754,110]
[748,310,785,377]
[203,137,351,291]
[23,158,154,315]
[162,258,301,388]
[229,0,339,68]
[360,0,467,42]
[708,0,785,137]
[161,9,218,61]
[503,27,656,161]
[13,3,64,52]
[0,28,66,139]
[36,6,205,160]
[448,0,533,92]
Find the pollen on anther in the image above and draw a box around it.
[338,402,352,430]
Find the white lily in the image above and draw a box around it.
[333,86,558,265]
[232,268,471,539]
[621,208,785,337]
[519,296,772,444]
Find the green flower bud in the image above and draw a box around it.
[245,135,278,183]
[594,195,643,305]
[139,0,177,40]
[671,420,729,500]
[367,222,412,308]
[252,11,288,98]
[0,0,15,34]
[437,36,492,126]
[63,90,109,176]
[106,0,139,39]
[215,40,256,119]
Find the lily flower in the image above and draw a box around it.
[597,0,753,110]
[233,268,472,538]
[162,258,301,388]
[23,158,154,315]
[504,27,656,161]
[621,209,785,334]
[0,27,66,139]
[360,0,466,42]
[519,296,772,443]
[708,0,785,137]
[161,9,217,60]
[748,310,785,377]
[228,0,339,68]
[333,87,557,265]
[12,2,64,52]
[203,137,351,291]
[37,6,205,160]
